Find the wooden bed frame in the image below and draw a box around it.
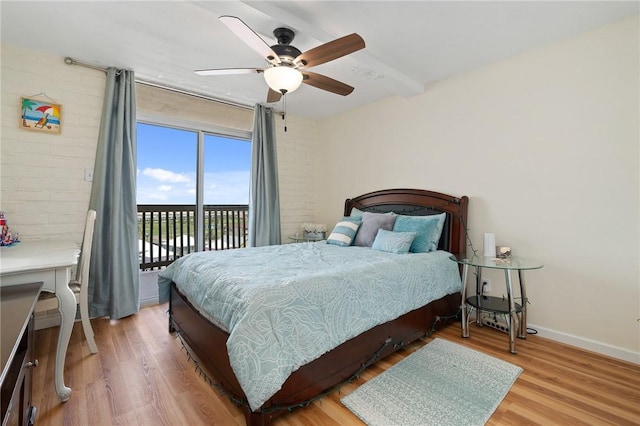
[168,188,469,425]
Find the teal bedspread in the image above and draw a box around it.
[158,242,461,410]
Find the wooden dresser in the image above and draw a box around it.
[1,282,42,426]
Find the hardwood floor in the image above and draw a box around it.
[32,304,640,425]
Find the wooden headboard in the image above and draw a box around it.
[344,188,469,256]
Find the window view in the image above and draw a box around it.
[202,134,251,252]
[137,123,197,205]
[203,134,251,205]
[137,122,251,270]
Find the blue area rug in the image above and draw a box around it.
[341,338,522,426]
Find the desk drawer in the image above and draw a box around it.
[1,271,56,293]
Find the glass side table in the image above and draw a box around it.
[289,235,325,243]
[450,254,543,354]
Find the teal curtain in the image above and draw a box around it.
[249,104,281,246]
[88,68,139,319]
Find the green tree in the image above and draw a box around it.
[21,98,37,126]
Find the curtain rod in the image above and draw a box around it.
[63,57,254,112]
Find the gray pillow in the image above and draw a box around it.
[354,212,397,247]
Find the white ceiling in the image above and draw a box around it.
[2,1,638,119]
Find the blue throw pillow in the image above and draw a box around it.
[371,229,417,254]
[327,220,362,247]
[349,207,365,219]
[393,213,446,253]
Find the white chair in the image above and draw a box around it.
[36,210,98,353]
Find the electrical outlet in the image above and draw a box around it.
[481,278,491,294]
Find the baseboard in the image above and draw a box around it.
[34,310,61,330]
[528,323,639,365]
[140,296,159,308]
[466,308,639,364]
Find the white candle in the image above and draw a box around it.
[483,233,496,257]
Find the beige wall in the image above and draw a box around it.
[315,16,639,361]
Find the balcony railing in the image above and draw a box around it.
[137,204,249,271]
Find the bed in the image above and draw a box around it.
[159,188,469,425]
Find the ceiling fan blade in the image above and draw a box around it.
[302,71,354,96]
[220,16,281,65]
[195,68,263,76]
[266,88,282,103]
[296,33,365,68]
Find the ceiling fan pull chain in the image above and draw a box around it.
[283,95,288,132]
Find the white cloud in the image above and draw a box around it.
[143,168,190,183]
[137,170,248,205]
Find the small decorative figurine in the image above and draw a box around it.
[496,246,512,259]
[0,212,20,246]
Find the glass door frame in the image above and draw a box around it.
[137,113,252,253]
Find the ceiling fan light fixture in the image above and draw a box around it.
[263,66,303,94]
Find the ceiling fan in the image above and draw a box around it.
[195,16,365,103]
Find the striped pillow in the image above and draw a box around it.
[326,220,362,247]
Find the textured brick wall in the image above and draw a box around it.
[274,113,319,242]
[1,44,105,242]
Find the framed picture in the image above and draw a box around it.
[20,97,62,134]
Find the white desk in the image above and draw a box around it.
[0,240,80,401]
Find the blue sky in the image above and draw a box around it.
[136,123,251,204]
